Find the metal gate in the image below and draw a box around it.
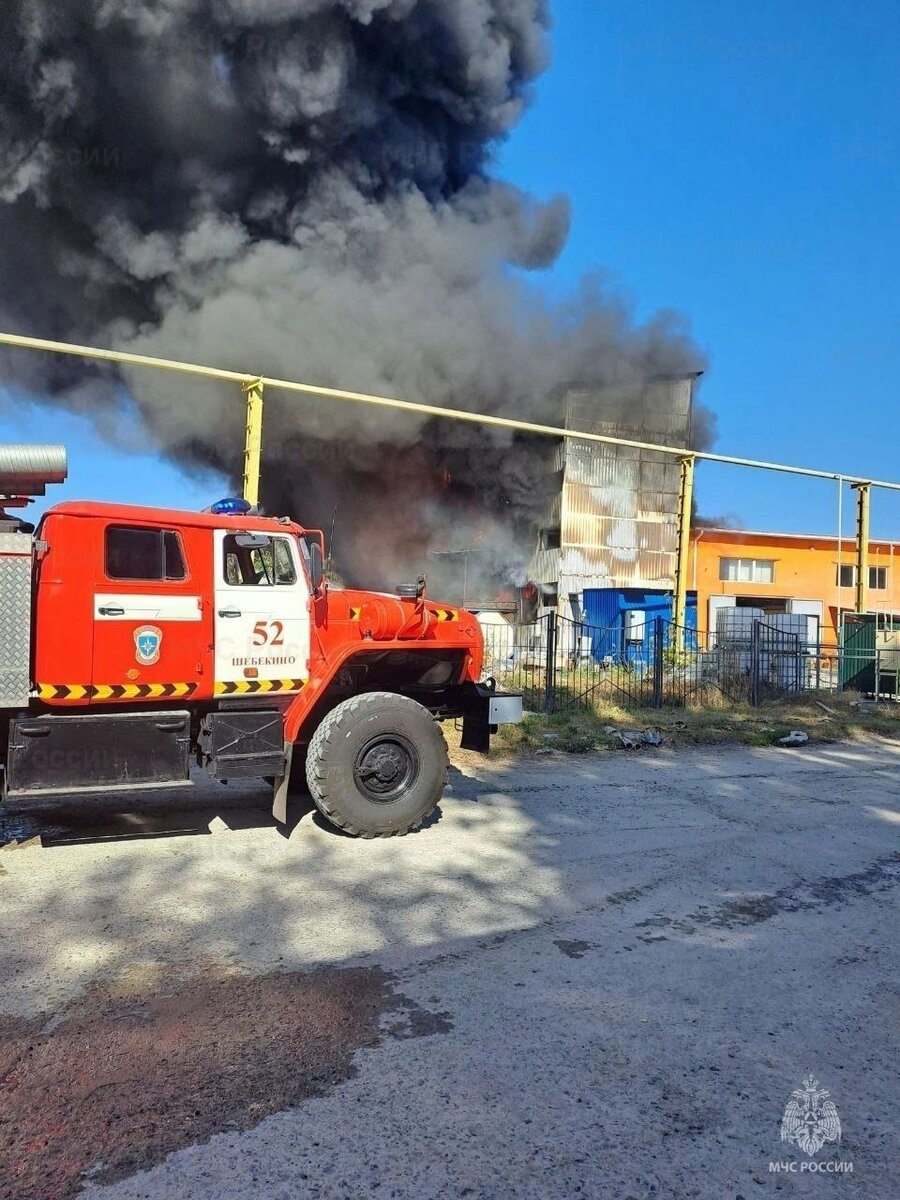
[483,613,810,714]
[549,615,727,711]
[716,619,806,704]
[481,612,655,712]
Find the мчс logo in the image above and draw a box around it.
[780,1076,841,1156]
[770,1075,852,1174]
[134,625,163,666]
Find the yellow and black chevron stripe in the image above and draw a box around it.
[38,683,198,701]
[214,678,306,696]
[432,607,459,623]
[350,606,363,622]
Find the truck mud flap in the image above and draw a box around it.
[460,685,523,753]
[5,711,192,798]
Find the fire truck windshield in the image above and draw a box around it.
[223,534,296,587]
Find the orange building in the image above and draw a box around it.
[689,528,900,648]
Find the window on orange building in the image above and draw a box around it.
[719,557,775,584]
[836,565,888,590]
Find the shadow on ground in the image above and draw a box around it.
[1,743,899,1199]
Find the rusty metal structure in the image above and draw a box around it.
[530,376,698,619]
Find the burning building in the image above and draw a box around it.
[529,374,701,639]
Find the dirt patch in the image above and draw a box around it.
[606,884,657,906]
[554,939,591,960]
[685,853,900,931]
[0,963,446,1200]
[628,856,900,945]
[384,995,455,1039]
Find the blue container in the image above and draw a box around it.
[581,589,697,665]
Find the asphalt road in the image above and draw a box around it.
[1,740,899,1199]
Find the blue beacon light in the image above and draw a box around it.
[209,497,253,516]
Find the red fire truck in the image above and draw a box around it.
[0,445,521,837]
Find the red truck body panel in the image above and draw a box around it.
[35,506,221,703]
[31,501,484,722]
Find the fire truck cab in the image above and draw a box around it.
[0,446,522,839]
[31,502,313,705]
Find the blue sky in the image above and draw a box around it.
[3,0,899,538]
[496,0,900,537]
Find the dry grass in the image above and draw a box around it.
[475,692,900,757]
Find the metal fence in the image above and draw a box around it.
[481,613,899,713]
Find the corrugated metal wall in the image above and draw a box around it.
[531,376,697,595]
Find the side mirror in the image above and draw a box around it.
[308,540,326,595]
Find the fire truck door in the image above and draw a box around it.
[93,523,207,695]
[213,531,310,693]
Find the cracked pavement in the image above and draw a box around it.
[1,741,898,1198]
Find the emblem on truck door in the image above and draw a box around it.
[134,625,163,666]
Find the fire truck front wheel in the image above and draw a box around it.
[306,692,449,838]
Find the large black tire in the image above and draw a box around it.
[306,692,449,838]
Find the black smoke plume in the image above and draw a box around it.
[0,1,709,596]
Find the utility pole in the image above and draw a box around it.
[673,455,696,649]
[242,379,265,507]
[853,482,872,615]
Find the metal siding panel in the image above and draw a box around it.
[564,446,639,487]
[637,491,677,513]
[537,379,694,594]
[566,378,694,441]
[561,515,677,553]
[559,572,613,594]
[582,588,624,661]
[563,483,639,520]
[640,459,678,490]
[557,556,674,591]
[582,588,621,627]
[530,547,561,586]
[0,534,33,707]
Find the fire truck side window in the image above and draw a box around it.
[223,535,297,587]
[105,526,187,582]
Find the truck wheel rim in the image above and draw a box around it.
[353,734,420,803]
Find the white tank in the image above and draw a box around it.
[624,610,646,642]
